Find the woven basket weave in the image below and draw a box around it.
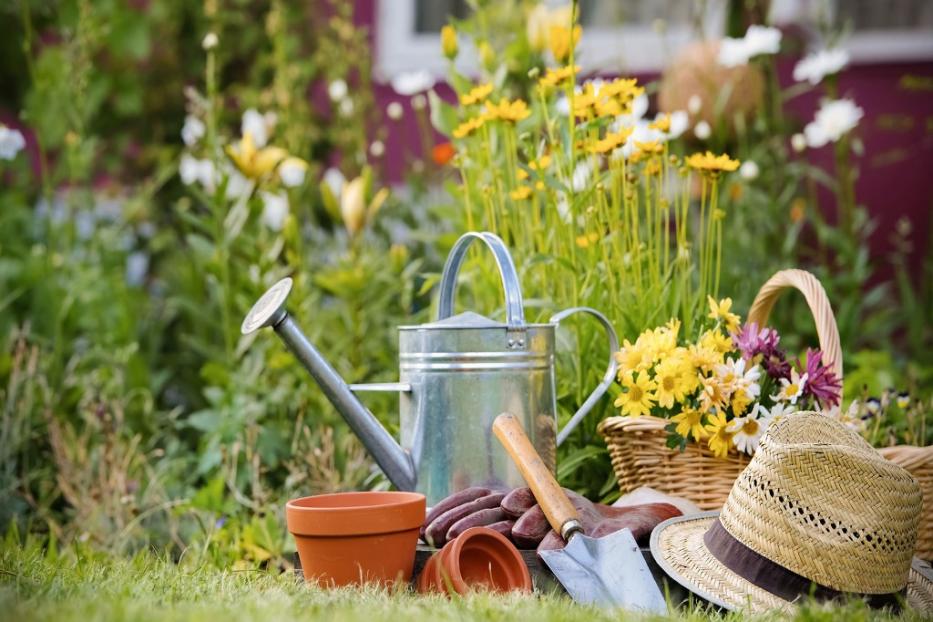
[599,269,933,560]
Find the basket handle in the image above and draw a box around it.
[746,269,844,404]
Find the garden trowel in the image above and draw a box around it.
[493,413,667,613]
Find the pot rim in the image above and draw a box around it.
[286,491,425,537]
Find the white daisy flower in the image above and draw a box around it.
[328,79,348,102]
[694,120,711,140]
[727,413,765,455]
[181,115,205,147]
[803,99,863,148]
[771,369,808,405]
[739,160,759,180]
[260,191,288,231]
[241,108,270,147]
[793,48,849,85]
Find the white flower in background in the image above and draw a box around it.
[744,25,782,56]
[803,98,863,148]
[687,94,702,115]
[555,193,571,223]
[260,191,289,231]
[772,369,808,404]
[756,402,796,426]
[369,140,385,158]
[791,133,807,152]
[179,153,210,186]
[202,32,218,50]
[410,93,427,111]
[612,93,649,128]
[727,413,765,455]
[0,125,26,160]
[338,98,355,116]
[390,70,435,96]
[555,94,570,117]
[323,167,346,198]
[739,160,759,180]
[278,157,307,187]
[241,108,270,147]
[386,101,404,121]
[793,48,849,85]
[694,120,711,140]
[181,115,205,147]
[125,251,149,287]
[718,24,782,67]
[661,110,689,140]
[571,159,592,192]
[328,79,348,102]
[225,168,252,199]
[718,37,750,67]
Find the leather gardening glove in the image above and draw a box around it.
[420,486,509,548]
[531,488,683,554]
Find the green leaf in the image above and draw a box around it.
[428,89,458,137]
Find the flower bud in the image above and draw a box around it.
[441,25,458,60]
[340,176,367,237]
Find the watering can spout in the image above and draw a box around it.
[241,278,417,492]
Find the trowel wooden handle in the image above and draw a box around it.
[493,413,582,541]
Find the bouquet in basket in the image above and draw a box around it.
[612,296,843,458]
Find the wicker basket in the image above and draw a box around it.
[599,269,841,511]
[879,445,933,561]
[599,268,933,560]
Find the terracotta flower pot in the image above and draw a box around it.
[417,526,532,595]
[286,491,425,587]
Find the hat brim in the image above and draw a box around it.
[650,511,933,614]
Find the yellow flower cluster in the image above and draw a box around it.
[587,128,632,155]
[612,299,762,458]
[573,78,644,120]
[485,98,531,123]
[686,151,741,174]
[452,94,530,139]
[460,83,493,106]
[538,65,580,90]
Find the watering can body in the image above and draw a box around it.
[242,232,618,506]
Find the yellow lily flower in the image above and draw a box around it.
[225,132,288,180]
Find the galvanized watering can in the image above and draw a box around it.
[242,232,618,505]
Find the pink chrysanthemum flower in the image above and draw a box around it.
[799,348,842,407]
[732,322,791,380]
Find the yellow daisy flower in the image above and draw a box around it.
[654,358,692,409]
[460,83,494,106]
[686,151,740,174]
[614,371,657,417]
[671,407,707,441]
[485,98,531,123]
[649,114,671,132]
[635,140,663,154]
[705,411,735,458]
[707,296,741,332]
[509,186,532,201]
[699,329,733,355]
[452,114,489,139]
[538,65,580,89]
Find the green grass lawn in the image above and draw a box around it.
[0,541,925,622]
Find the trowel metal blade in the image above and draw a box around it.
[539,527,667,613]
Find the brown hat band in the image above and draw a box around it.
[703,519,905,610]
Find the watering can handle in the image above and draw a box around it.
[436,232,525,327]
[550,307,620,447]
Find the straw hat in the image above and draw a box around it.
[650,412,932,613]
